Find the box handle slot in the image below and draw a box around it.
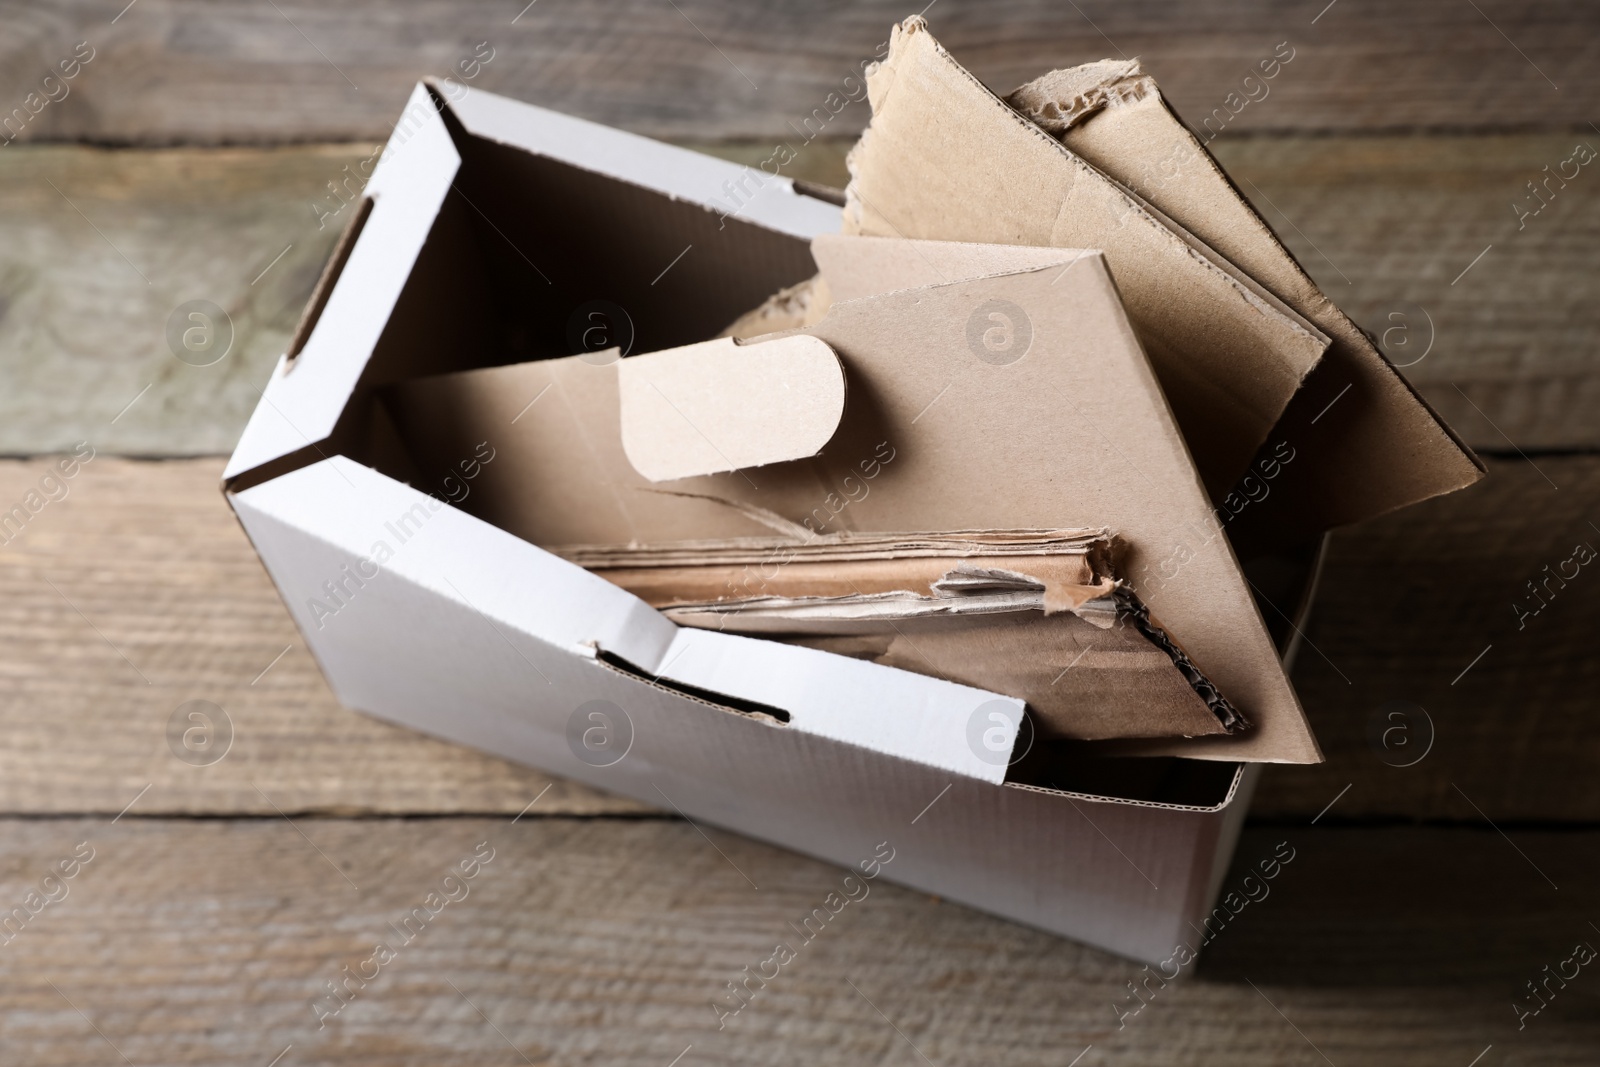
[593,649,791,725]
[286,194,375,368]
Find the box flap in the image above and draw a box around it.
[442,80,841,241]
[1015,60,1483,530]
[617,335,846,481]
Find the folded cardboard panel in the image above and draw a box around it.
[1009,58,1484,532]
[222,77,1324,964]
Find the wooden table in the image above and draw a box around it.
[2,3,1597,1063]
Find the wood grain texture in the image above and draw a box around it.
[0,456,649,816]
[4,135,1597,455]
[1211,133,1600,453]
[1254,453,1600,823]
[0,144,346,455]
[0,0,1592,146]
[3,9,1593,1054]
[2,455,1596,823]
[0,818,1594,1065]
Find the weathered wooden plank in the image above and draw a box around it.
[0,819,1593,1064]
[2,455,1596,823]
[1211,134,1600,453]
[0,456,649,816]
[1255,453,1600,822]
[4,135,1597,455]
[0,144,346,455]
[0,1,1592,146]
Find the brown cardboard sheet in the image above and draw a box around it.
[1006,57,1483,531]
[794,611,1231,743]
[841,17,1332,501]
[381,243,1321,763]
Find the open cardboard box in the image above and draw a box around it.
[222,25,1476,964]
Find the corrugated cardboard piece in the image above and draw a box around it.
[549,528,1238,743]
[841,17,1333,501]
[844,16,1481,527]
[1008,56,1484,531]
[567,528,1118,627]
[385,238,1320,762]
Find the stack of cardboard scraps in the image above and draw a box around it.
[378,18,1480,757]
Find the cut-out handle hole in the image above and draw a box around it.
[594,649,792,724]
[286,195,375,366]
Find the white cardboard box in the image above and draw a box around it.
[224,81,1312,965]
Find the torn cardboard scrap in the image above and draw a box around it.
[842,16,1332,500]
[556,528,1243,742]
[557,527,1120,628]
[1003,54,1483,530]
[1006,59,1153,134]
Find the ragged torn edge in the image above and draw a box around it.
[1005,59,1155,135]
[839,17,1328,356]
[718,274,833,340]
[654,578,1120,634]
[559,481,1246,733]
[557,516,1121,631]
[644,576,1248,737]
[656,577,1249,738]
[1114,586,1249,735]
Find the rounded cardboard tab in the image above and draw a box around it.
[617,334,846,482]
